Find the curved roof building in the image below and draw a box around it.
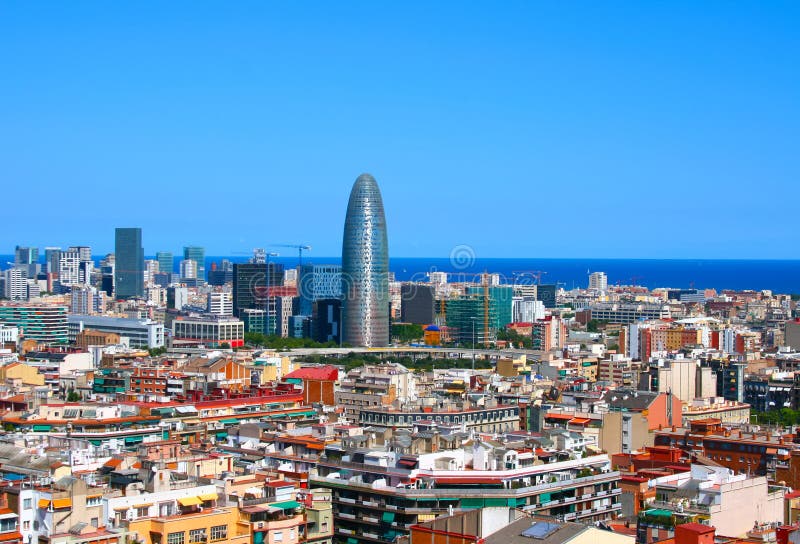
[341,173,390,347]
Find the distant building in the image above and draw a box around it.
[179,258,197,279]
[589,271,608,291]
[156,251,173,275]
[283,365,338,405]
[0,304,68,343]
[68,314,164,348]
[298,264,342,316]
[183,246,205,281]
[312,298,341,344]
[232,263,284,317]
[341,173,390,347]
[172,316,244,348]
[207,292,233,316]
[115,227,144,299]
[3,267,27,301]
[400,283,435,324]
[536,284,558,308]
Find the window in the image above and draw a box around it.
[168,532,185,544]
[274,531,283,542]
[34,521,39,531]
[23,498,32,509]
[210,525,227,541]
[87,497,102,507]
[23,521,30,531]
[91,518,99,528]
[190,528,207,543]
[137,507,149,517]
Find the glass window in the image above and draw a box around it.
[23,498,32,509]
[168,532,185,544]
[274,531,283,542]
[190,529,207,543]
[211,525,228,541]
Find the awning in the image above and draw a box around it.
[216,432,228,439]
[178,496,202,506]
[133,503,153,509]
[175,405,198,414]
[397,459,417,468]
[382,512,395,522]
[183,419,200,425]
[32,425,52,432]
[125,436,144,444]
[0,513,17,520]
[53,498,72,509]
[270,500,301,510]
[199,493,218,501]
[38,499,50,509]
[220,419,239,425]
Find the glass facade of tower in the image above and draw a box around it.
[115,227,144,299]
[183,246,206,281]
[341,173,389,347]
[156,251,173,275]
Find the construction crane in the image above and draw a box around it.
[512,270,548,285]
[272,244,311,267]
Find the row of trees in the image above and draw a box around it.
[243,332,339,350]
[751,407,800,426]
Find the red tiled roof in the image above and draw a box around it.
[677,523,715,534]
[284,366,338,381]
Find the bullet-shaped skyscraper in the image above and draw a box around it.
[341,173,390,347]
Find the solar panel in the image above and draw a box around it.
[521,522,561,539]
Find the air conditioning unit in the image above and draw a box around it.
[257,522,264,529]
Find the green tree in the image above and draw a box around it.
[391,324,424,343]
[67,390,80,402]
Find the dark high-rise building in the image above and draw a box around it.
[14,246,38,266]
[313,298,341,344]
[114,227,144,299]
[156,251,173,275]
[536,284,557,309]
[298,264,342,316]
[232,263,284,317]
[400,284,435,325]
[341,173,390,347]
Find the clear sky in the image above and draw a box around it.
[2,1,798,259]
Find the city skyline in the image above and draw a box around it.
[2,3,799,259]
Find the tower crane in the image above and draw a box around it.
[272,244,312,267]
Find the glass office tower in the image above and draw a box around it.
[341,173,390,347]
[115,227,144,299]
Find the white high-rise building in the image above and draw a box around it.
[207,292,233,316]
[512,296,546,322]
[144,259,160,286]
[589,271,608,292]
[180,259,197,279]
[3,268,27,301]
[59,249,81,285]
[428,271,448,285]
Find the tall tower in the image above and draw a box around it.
[115,227,144,299]
[341,173,390,347]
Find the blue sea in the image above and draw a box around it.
[202,256,800,294]
[3,254,798,294]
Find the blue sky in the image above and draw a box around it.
[1,1,798,258]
